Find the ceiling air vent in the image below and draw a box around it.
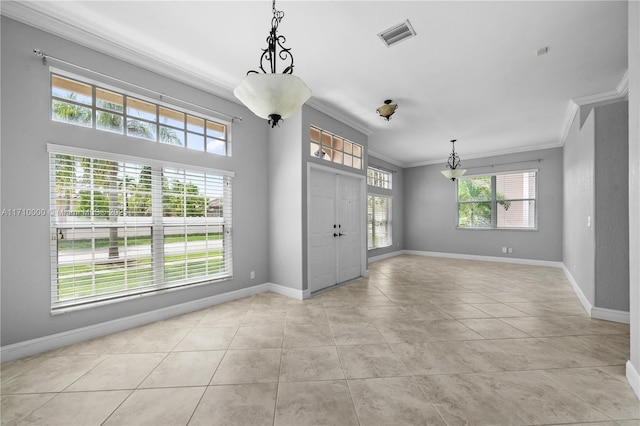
[378,19,416,47]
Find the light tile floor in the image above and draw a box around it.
[2,255,639,425]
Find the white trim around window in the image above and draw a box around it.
[456,169,538,230]
[48,144,233,313]
[368,195,393,249]
[367,166,392,189]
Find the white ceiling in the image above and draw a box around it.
[2,1,629,167]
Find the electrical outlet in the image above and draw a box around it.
[250,271,255,280]
[508,248,513,253]
[502,247,507,253]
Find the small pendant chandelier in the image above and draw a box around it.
[376,99,398,121]
[233,0,312,127]
[441,139,467,181]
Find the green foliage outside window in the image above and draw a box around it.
[457,176,511,228]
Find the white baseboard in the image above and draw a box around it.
[627,360,640,400]
[561,264,593,316]
[402,250,564,268]
[591,307,631,324]
[1,283,271,363]
[561,266,630,324]
[267,282,306,300]
[368,250,404,263]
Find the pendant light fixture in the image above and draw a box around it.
[441,139,467,181]
[376,99,398,121]
[233,0,312,127]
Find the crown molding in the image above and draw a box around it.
[1,0,238,104]
[367,149,407,168]
[572,89,625,106]
[616,70,629,96]
[558,100,580,147]
[558,69,629,146]
[405,140,561,169]
[306,99,373,137]
[384,67,630,167]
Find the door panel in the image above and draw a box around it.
[308,168,362,293]
[308,169,337,293]
[337,175,361,283]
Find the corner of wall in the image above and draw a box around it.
[561,264,593,316]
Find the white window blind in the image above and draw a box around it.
[457,170,537,229]
[367,196,392,249]
[49,146,233,312]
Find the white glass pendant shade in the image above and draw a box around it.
[233,73,311,121]
[441,168,467,180]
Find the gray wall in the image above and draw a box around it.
[563,100,630,312]
[367,155,404,259]
[628,0,640,379]
[594,102,629,312]
[268,109,303,291]
[404,148,563,261]
[265,105,369,293]
[564,112,596,304]
[0,17,270,346]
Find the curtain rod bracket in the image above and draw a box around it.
[33,48,47,65]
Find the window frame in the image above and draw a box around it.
[309,125,363,170]
[367,166,392,189]
[456,170,538,230]
[367,195,393,250]
[48,143,234,314]
[50,69,231,156]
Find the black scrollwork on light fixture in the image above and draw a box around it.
[248,2,294,76]
[233,0,311,128]
[441,139,467,181]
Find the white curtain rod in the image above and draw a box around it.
[464,158,543,171]
[33,49,242,123]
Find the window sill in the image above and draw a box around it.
[51,275,232,315]
[456,227,538,232]
[368,244,393,251]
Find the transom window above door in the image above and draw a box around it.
[309,126,363,170]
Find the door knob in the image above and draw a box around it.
[334,233,338,237]
[339,233,345,237]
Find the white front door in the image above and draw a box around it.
[308,168,337,293]
[337,174,361,283]
[308,168,362,293]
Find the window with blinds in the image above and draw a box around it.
[368,196,392,249]
[457,170,537,229]
[49,145,233,312]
